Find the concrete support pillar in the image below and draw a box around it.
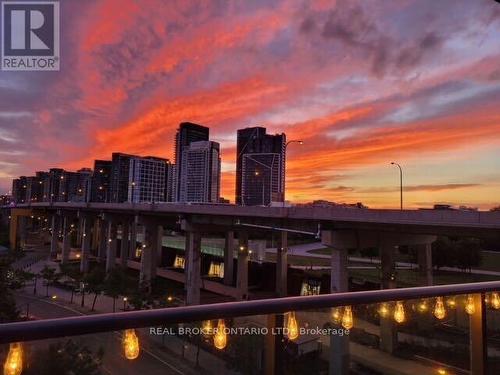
[8,209,33,251]
[61,216,71,265]
[417,243,433,286]
[90,219,98,253]
[97,219,107,261]
[18,216,27,250]
[128,221,138,259]
[120,221,130,267]
[8,213,18,251]
[50,215,60,258]
[80,217,92,273]
[264,313,285,375]
[321,230,351,375]
[470,293,487,375]
[276,231,288,297]
[105,221,118,272]
[185,230,202,305]
[380,242,398,354]
[237,231,249,300]
[76,219,83,247]
[139,222,162,290]
[223,230,234,286]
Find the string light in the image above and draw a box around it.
[286,312,299,340]
[465,295,475,315]
[201,320,213,336]
[214,319,227,350]
[434,297,446,320]
[341,306,354,330]
[378,303,389,318]
[394,301,406,323]
[417,299,429,313]
[331,307,342,324]
[3,343,23,375]
[491,293,500,310]
[123,329,140,360]
[446,297,456,309]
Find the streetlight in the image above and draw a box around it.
[390,162,403,210]
[283,140,303,206]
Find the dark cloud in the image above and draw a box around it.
[395,32,443,70]
[299,16,316,34]
[359,184,481,193]
[318,2,444,76]
[329,185,355,192]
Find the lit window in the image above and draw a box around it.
[173,255,185,269]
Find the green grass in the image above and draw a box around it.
[349,268,499,287]
[307,248,332,256]
[477,251,500,272]
[309,248,500,274]
[265,253,330,267]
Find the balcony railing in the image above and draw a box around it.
[1,281,500,374]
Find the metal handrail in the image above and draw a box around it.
[1,281,499,344]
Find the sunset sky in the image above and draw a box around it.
[1,0,499,209]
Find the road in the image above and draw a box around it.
[14,294,199,375]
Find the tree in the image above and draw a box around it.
[25,339,104,375]
[432,237,453,270]
[59,263,84,304]
[0,255,19,323]
[83,265,105,311]
[454,238,481,272]
[103,267,131,312]
[432,236,482,271]
[128,279,154,310]
[39,265,60,297]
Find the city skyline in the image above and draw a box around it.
[1,0,500,208]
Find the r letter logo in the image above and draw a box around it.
[1,1,60,71]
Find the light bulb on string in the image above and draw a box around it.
[331,307,342,324]
[491,293,500,310]
[201,320,213,336]
[417,299,428,313]
[465,295,475,315]
[378,303,389,318]
[214,319,227,350]
[394,301,405,323]
[3,343,23,375]
[341,306,354,330]
[286,311,299,340]
[123,329,140,360]
[434,297,446,320]
[446,297,456,309]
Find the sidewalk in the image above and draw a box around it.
[22,259,127,314]
[19,259,238,375]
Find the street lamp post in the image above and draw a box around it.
[283,140,303,206]
[390,162,403,210]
